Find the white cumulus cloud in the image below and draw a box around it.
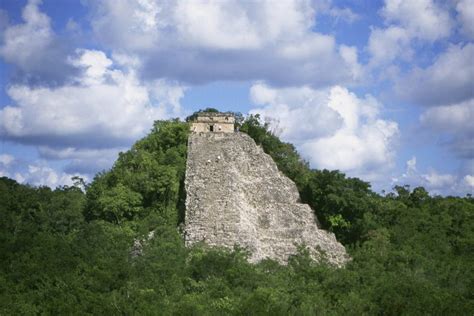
[381,0,452,41]
[249,84,399,181]
[68,49,113,85]
[420,99,474,159]
[0,152,87,188]
[0,49,186,149]
[368,0,453,66]
[396,43,474,106]
[456,0,474,39]
[85,0,360,87]
[0,154,14,166]
[464,174,474,188]
[422,171,457,190]
[396,156,473,195]
[0,0,52,69]
[37,146,126,174]
[24,164,74,187]
[420,99,474,135]
[368,26,412,66]
[0,0,75,82]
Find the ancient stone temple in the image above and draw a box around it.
[184,114,348,266]
[190,112,235,133]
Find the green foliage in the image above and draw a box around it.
[0,116,473,314]
[85,119,189,226]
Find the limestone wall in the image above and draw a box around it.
[184,132,348,266]
[196,114,235,123]
[191,122,234,133]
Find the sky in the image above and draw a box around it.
[0,0,473,195]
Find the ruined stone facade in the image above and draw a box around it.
[190,112,235,133]
[184,132,348,266]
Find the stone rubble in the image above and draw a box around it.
[184,132,349,266]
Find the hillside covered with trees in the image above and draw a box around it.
[1,116,473,314]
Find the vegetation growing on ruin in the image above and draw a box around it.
[1,117,473,314]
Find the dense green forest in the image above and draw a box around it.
[1,116,473,315]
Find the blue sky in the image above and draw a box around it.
[0,0,473,195]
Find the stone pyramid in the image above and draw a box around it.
[184,132,348,266]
